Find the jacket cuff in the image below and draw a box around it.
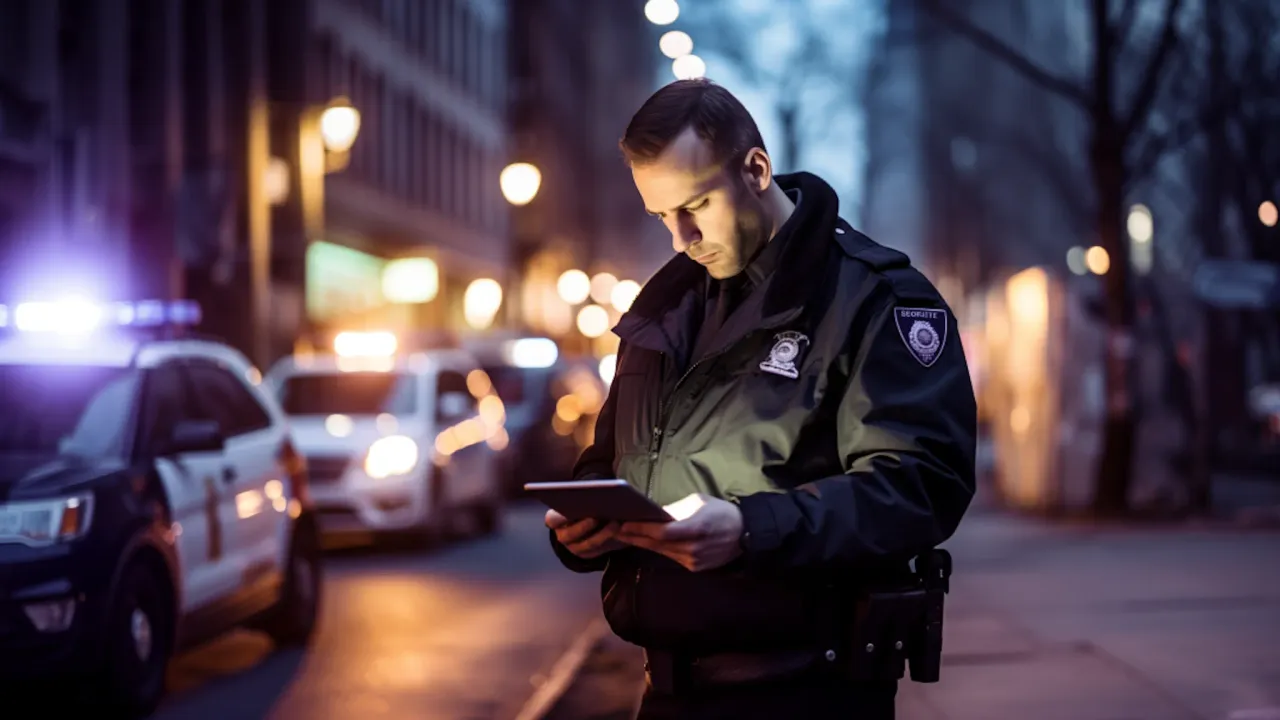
[736,492,785,559]
[549,528,610,573]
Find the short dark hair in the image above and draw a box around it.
[619,78,766,167]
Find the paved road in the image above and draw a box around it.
[150,503,600,720]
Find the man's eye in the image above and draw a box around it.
[688,199,709,212]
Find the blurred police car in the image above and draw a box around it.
[461,336,607,496]
[266,330,505,543]
[0,298,321,716]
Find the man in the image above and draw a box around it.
[546,78,976,719]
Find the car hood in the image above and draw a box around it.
[0,454,127,503]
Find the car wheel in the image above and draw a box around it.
[262,525,322,647]
[99,560,174,717]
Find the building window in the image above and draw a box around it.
[399,94,412,201]
[424,0,440,58]
[440,123,453,217]
[437,0,452,80]
[372,73,386,192]
[425,110,438,212]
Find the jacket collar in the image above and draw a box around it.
[614,172,842,354]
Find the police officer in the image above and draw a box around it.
[546,79,976,720]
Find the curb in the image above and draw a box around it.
[513,618,611,720]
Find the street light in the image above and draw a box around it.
[319,97,361,153]
[557,270,591,305]
[672,54,706,80]
[1260,201,1278,228]
[644,0,680,25]
[589,272,618,304]
[610,280,641,312]
[1065,246,1087,276]
[1127,204,1154,275]
[577,304,610,338]
[1085,245,1111,275]
[659,30,693,59]
[500,162,541,206]
[464,278,504,330]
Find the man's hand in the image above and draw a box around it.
[617,494,744,572]
[546,510,625,560]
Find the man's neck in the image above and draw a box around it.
[764,182,796,241]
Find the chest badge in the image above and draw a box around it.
[760,331,810,379]
[894,307,947,367]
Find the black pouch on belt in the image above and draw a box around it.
[845,550,951,684]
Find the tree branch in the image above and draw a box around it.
[1001,131,1092,235]
[1109,0,1142,55]
[917,0,1090,108]
[1121,0,1186,138]
[1128,83,1242,183]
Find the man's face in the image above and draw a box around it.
[631,128,772,280]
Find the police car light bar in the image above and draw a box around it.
[0,299,202,334]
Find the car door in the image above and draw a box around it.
[184,358,287,588]
[141,362,241,613]
[434,363,494,505]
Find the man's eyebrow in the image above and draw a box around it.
[646,191,708,217]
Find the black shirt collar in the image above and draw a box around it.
[708,187,803,296]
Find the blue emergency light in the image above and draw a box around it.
[0,298,202,334]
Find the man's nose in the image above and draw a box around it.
[670,216,700,253]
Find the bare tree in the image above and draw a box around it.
[675,0,871,172]
[916,0,1245,515]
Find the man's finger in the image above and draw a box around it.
[619,521,671,540]
[655,520,704,542]
[617,531,662,552]
[556,518,601,544]
[545,509,570,529]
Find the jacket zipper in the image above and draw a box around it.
[641,346,736,498]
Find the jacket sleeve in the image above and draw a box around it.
[549,342,626,573]
[735,290,977,573]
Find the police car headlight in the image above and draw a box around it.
[365,436,419,479]
[0,494,94,545]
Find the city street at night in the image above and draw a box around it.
[148,504,599,720]
[2,0,1279,718]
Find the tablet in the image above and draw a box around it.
[524,479,674,523]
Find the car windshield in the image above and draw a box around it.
[278,372,418,416]
[0,364,140,460]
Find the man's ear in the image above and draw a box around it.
[740,147,772,195]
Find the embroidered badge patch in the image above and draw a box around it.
[760,331,810,379]
[893,307,947,367]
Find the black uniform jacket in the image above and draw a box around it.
[551,171,977,655]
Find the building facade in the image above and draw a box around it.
[271,0,511,346]
[507,0,663,354]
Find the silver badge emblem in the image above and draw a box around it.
[759,331,809,379]
[893,307,947,367]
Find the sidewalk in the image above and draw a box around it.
[548,508,1280,720]
[900,509,1280,720]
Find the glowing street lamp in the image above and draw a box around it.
[500,162,541,206]
[1085,245,1111,275]
[1260,201,1278,228]
[557,269,591,305]
[464,278,504,329]
[577,304,610,338]
[319,97,361,153]
[660,30,693,59]
[1127,204,1154,275]
[672,54,706,80]
[644,0,679,25]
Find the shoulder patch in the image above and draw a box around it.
[893,307,947,367]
